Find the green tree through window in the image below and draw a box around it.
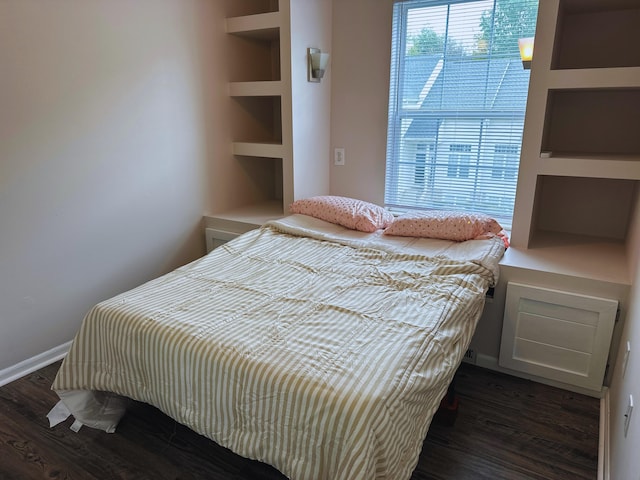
[477,0,539,56]
[408,28,465,56]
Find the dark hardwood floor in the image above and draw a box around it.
[0,361,599,480]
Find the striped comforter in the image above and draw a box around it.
[52,215,504,480]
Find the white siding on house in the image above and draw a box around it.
[394,118,523,217]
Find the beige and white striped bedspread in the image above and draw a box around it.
[52,215,505,480]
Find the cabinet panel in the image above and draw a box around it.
[516,310,597,352]
[205,228,239,253]
[499,282,618,392]
[512,338,592,375]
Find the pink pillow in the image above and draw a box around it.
[290,196,394,233]
[384,210,504,242]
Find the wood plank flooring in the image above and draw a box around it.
[0,361,599,480]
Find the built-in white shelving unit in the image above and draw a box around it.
[205,0,330,236]
[510,0,640,282]
[498,0,640,393]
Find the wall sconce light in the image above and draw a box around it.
[307,48,330,82]
[518,37,534,69]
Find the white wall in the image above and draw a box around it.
[0,0,222,373]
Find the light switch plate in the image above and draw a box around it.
[623,341,631,378]
[624,394,634,437]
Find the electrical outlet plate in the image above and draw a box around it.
[334,148,345,166]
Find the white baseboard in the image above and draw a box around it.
[0,341,72,387]
[599,388,610,480]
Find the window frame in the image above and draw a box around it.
[384,0,537,227]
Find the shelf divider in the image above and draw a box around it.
[232,142,284,159]
[229,81,283,97]
[547,67,640,89]
[226,12,280,38]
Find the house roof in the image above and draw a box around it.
[404,55,530,139]
[401,54,444,103]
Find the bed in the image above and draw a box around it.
[50,212,505,480]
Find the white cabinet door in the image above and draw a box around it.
[499,282,618,392]
[205,228,241,254]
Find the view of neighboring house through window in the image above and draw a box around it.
[385,0,539,227]
[493,144,519,179]
[448,144,472,178]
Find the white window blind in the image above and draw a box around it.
[385,0,539,227]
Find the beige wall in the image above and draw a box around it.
[609,201,640,480]
[0,0,222,372]
[329,0,394,205]
[290,0,332,202]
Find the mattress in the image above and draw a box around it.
[51,214,505,480]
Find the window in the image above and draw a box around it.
[448,144,472,178]
[493,144,519,179]
[414,142,433,184]
[385,0,539,227]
